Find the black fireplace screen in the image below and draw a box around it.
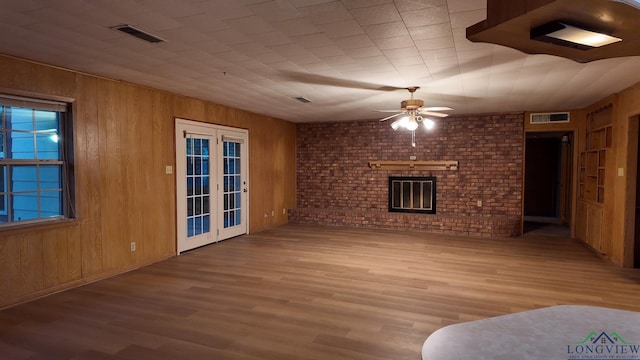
[388,176,436,214]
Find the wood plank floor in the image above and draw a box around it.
[1,224,640,360]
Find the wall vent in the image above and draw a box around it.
[292,96,312,103]
[530,112,570,124]
[111,24,166,43]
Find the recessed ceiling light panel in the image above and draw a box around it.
[531,22,621,50]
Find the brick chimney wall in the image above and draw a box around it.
[290,112,524,237]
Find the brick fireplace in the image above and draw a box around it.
[290,113,524,238]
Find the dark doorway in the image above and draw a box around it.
[524,132,573,230]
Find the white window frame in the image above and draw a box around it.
[0,93,74,227]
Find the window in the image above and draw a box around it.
[389,176,436,214]
[0,94,73,226]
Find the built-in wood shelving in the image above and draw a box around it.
[368,160,458,171]
[579,105,612,204]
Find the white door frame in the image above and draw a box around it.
[175,118,249,254]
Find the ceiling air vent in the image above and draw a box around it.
[530,112,570,124]
[111,24,166,43]
[292,96,312,103]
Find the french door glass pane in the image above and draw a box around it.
[223,140,241,229]
[186,137,210,238]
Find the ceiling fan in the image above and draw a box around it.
[376,87,453,146]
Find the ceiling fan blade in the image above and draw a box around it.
[379,113,404,122]
[423,106,453,111]
[280,70,406,91]
[420,111,449,118]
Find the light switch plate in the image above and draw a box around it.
[165,165,173,174]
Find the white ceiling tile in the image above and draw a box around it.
[229,43,273,58]
[333,34,376,50]
[317,20,365,38]
[342,0,393,10]
[448,9,486,28]
[289,0,336,7]
[422,49,457,62]
[350,4,402,26]
[292,33,334,48]
[400,6,450,27]
[267,43,308,57]
[0,9,38,27]
[272,18,320,36]
[1,0,639,123]
[287,53,323,66]
[395,0,447,12]
[348,46,384,58]
[394,63,433,77]
[373,35,416,50]
[382,46,421,59]
[414,36,455,50]
[447,0,486,13]
[18,7,80,30]
[192,1,255,20]
[300,61,336,73]
[79,0,149,18]
[408,22,452,40]
[297,1,354,25]
[210,29,252,45]
[253,31,292,47]
[318,54,355,66]
[362,21,410,39]
[158,27,212,45]
[249,0,302,21]
[176,14,229,33]
[225,16,275,35]
[308,45,346,58]
[135,0,203,18]
[2,0,46,12]
[191,40,232,55]
[129,11,185,32]
[389,55,425,66]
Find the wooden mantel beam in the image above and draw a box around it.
[368,160,458,171]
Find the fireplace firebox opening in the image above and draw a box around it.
[388,176,436,214]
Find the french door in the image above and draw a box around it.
[175,119,248,254]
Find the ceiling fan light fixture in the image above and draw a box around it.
[531,22,621,50]
[423,118,435,130]
[390,118,404,130]
[405,119,419,131]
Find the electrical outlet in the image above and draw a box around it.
[282,208,286,215]
[477,200,482,207]
[165,165,173,174]
[130,242,136,252]
[271,210,275,216]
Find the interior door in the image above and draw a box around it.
[218,130,248,240]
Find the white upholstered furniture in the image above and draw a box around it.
[422,305,640,360]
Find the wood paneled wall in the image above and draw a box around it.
[0,54,296,308]
[612,82,640,266]
[575,82,640,267]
